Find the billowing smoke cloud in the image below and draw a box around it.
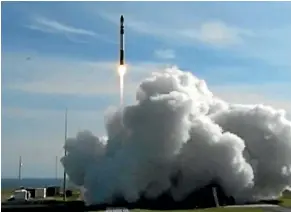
[61,67,291,205]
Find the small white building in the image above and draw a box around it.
[12,189,30,201]
[35,188,47,199]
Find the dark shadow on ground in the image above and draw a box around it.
[86,182,235,211]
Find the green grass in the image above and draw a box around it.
[279,190,291,207]
[1,189,14,202]
[202,209,263,212]
[2,188,291,210]
[132,209,264,212]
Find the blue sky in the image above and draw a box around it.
[1,1,291,178]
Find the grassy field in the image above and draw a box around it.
[280,190,291,207]
[1,189,13,202]
[2,188,291,211]
[132,209,265,212]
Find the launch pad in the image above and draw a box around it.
[1,182,233,211]
[2,183,283,212]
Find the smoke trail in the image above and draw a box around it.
[119,74,124,105]
[61,67,291,205]
[118,65,126,105]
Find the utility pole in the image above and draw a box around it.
[18,156,22,186]
[55,156,58,180]
[63,108,68,201]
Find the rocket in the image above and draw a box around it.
[120,15,125,65]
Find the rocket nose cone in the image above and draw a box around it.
[120,15,124,22]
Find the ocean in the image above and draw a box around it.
[1,178,73,190]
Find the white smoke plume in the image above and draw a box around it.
[61,67,291,205]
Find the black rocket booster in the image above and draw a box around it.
[120,15,125,65]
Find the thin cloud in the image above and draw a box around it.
[154,49,176,59]
[180,21,254,46]
[28,17,96,36]
[99,12,254,47]
[26,16,117,44]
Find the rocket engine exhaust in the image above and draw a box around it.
[118,65,126,106]
[118,15,126,106]
[61,67,291,206]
